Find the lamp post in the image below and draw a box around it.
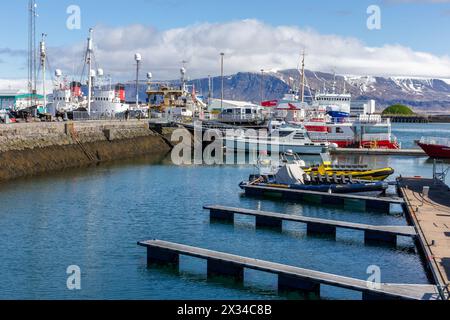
[146,72,152,117]
[135,53,142,107]
[220,52,224,111]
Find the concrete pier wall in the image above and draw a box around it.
[0,120,172,181]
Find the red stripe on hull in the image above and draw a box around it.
[305,125,328,132]
[313,140,399,149]
[418,143,450,158]
[361,140,400,150]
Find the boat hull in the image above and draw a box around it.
[223,138,329,155]
[418,142,450,159]
[304,168,395,181]
[240,181,388,195]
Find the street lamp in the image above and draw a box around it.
[135,53,142,107]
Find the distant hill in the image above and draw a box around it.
[382,104,415,115]
[121,69,450,113]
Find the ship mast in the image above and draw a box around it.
[39,33,47,111]
[28,0,38,107]
[86,28,94,114]
[300,51,306,104]
[207,75,212,107]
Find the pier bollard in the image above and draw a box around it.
[207,259,244,282]
[147,247,179,267]
[306,223,337,238]
[278,274,320,298]
[210,209,234,223]
[364,231,397,246]
[255,216,282,231]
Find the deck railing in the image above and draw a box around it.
[420,136,450,147]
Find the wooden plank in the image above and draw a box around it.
[204,205,416,237]
[138,240,439,300]
[398,177,450,299]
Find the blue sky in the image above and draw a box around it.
[1,0,450,86]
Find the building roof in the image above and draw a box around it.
[0,90,21,97]
[0,92,44,99]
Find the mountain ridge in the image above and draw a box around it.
[125,69,450,112]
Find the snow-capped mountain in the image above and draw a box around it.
[124,69,450,112]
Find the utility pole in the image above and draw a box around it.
[40,33,47,111]
[220,53,224,111]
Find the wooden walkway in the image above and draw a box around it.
[242,184,404,213]
[138,240,439,300]
[204,205,416,245]
[398,177,450,300]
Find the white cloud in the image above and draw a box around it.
[0,79,28,92]
[3,19,450,90]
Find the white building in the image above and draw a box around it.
[350,100,376,116]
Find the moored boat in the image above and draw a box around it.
[303,153,395,181]
[417,137,450,159]
[240,161,388,195]
[222,123,332,155]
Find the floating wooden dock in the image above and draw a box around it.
[242,184,404,213]
[331,148,426,157]
[138,240,439,300]
[204,205,416,245]
[398,177,450,300]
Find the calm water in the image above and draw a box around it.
[0,123,449,300]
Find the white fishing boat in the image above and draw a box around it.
[48,70,84,115]
[314,91,352,119]
[91,70,129,116]
[222,122,332,154]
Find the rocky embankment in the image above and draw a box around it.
[0,120,172,181]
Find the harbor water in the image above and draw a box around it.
[0,123,449,300]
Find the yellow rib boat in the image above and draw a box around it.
[303,157,394,181]
[281,152,394,181]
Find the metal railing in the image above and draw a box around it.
[420,136,450,147]
[71,111,148,121]
[218,114,266,122]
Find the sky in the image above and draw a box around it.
[1,0,450,91]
